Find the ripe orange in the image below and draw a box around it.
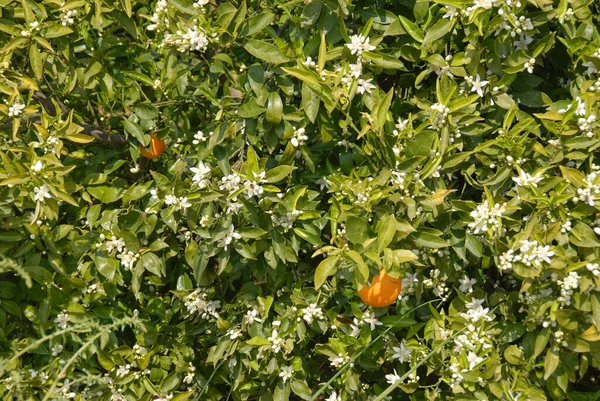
[358,269,402,308]
[140,133,165,159]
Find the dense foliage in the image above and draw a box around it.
[1,0,600,399]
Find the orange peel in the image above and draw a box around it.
[358,269,402,308]
[140,133,165,159]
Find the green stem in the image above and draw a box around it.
[309,298,442,401]
[195,360,225,400]
[371,326,467,401]
[42,334,100,401]
[40,317,139,401]
[0,326,94,378]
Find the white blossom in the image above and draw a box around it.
[184,288,220,320]
[345,34,376,57]
[164,194,178,205]
[524,57,536,73]
[302,56,316,69]
[116,364,131,377]
[193,130,211,144]
[31,160,44,172]
[458,276,477,293]
[468,200,506,234]
[218,224,242,250]
[51,344,64,356]
[512,169,543,187]
[279,366,294,383]
[8,101,25,117]
[326,391,342,401]
[190,162,211,188]
[514,34,533,50]
[470,74,489,97]
[268,329,284,353]
[467,351,484,369]
[356,78,376,94]
[443,6,457,20]
[575,97,586,116]
[391,340,412,363]
[219,174,241,193]
[460,298,493,323]
[244,307,262,324]
[54,310,70,329]
[226,327,242,340]
[117,250,140,270]
[291,127,309,147]
[473,0,494,9]
[385,369,401,385]
[33,184,52,202]
[361,310,382,331]
[301,303,324,324]
[329,352,350,368]
[193,0,209,7]
[60,9,78,26]
[587,262,600,277]
[244,180,264,198]
[178,196,192,210]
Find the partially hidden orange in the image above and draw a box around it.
[140,133,165,159]
[358,269,402,307]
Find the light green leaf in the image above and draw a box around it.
[314,255,339,289]
[244,40,290,64]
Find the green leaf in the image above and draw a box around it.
[238,99,266,118]
[393,249,418,263]
[362,51,407,71]
[247,336,271,346]
[265,165,296,182]
[240,12,275,36]
[135,103,159,120]
[314,255,339,289]
[301,84,320,124]
[161,371,180,393]
[544,348,559,380]
[141,252,164,276]
[374,89,393,133]
[534,328,551,358]
[274,382,290,401]
[97,351,114,370]
[377,214,396,253]
[346,250,369,282]
[244,40,290,64]
[122,71,155,87]
[239,227,267,239]
[345,216,372,244]
[87,185,124,204]
[411,232,450,248]
[290,380,312,400]
[168,0,195,14]
[559,166,585,187]
[96,255,118,280]
[124,119,146,145]
[64,133,95,144]
[29,45,43,80]
[570,223,600,248]
[43,25,74,38]
[398,15,424,43]
[266,91,283,123]
[423,18,450,46]
[592,294,600,332]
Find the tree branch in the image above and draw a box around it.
[31,91,128,145]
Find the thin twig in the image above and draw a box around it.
[32,91,128,145]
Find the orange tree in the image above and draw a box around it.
[1,0,600,400]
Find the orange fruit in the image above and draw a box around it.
[140,133,165,159]
[358,269,402,308]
